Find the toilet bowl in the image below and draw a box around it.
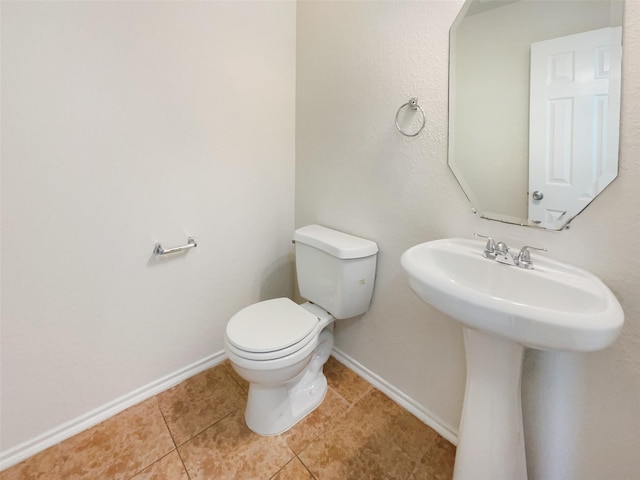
[224,225,378,436]
[225,299,334,435]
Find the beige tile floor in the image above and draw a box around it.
[2,357,456,480]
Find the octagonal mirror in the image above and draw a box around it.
[448,0,624,230]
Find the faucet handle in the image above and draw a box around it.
[474,233,496,259]
[516,245,547,269]
[496,241,510,255]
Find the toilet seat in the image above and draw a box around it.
[225,298,320,361]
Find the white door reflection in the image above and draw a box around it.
[528,27,622,229]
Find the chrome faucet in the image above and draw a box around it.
[474,233,497,259]
[495,241,516,266]
[475,234,546,269]
[515,245,547,269]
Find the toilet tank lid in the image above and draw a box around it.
[293,225,378,259]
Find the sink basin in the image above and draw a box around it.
[401,237,624,480]
[401,238,623,352]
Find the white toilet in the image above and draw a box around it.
[224,224,378,436]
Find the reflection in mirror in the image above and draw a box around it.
[448,0,623,230]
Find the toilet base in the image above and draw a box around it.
[244,328,334,435]
[245,372,328,436]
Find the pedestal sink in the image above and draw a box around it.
[400,238,624,480]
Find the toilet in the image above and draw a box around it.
[224,224,378,436]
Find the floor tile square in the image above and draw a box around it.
[298,391,416,480]
[271,457,314,480]
[178,410,295,480]
[408,436,456,480]
[58,398,174,480]
[129,451,189,480]
[157,363,245,445]
[354,389,440,460]
[0,445,60,480]
[324,356,372,404]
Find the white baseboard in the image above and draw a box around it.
[0,351,226,472]
[331,347,459,446]
[2,348,457,471]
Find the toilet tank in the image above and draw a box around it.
[293,225,378,319]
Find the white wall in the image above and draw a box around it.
[1,0,296,460]
[296,1,640,479]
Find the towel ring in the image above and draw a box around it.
[395,98,426,137]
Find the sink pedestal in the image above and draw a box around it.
[401,238,624,479]
[454,328,527,480]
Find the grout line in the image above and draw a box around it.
[155,364,244,449]
[124,398,181,480]
[145,395,193,480]
[176,447,193,480]
[154,390,198,480]
[296,455,317,480]
[291,428,324,457]
[173,409,237,449]
[125,450,177,480]
[330,350,458,445]
[156,395,181,451]
[221,360,249,394]
[267,456,293,480]
[301,392,350,455]
[296,454,319,480]
[266,446,298,480]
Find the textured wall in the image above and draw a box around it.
[296,1,640,479]
[1,1,296,455]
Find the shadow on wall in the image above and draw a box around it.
[260,254,296,301]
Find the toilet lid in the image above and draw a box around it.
[226,298,319,353]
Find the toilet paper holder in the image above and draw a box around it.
[153,237,197,255]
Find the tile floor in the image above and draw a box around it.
[2,357,456,480]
